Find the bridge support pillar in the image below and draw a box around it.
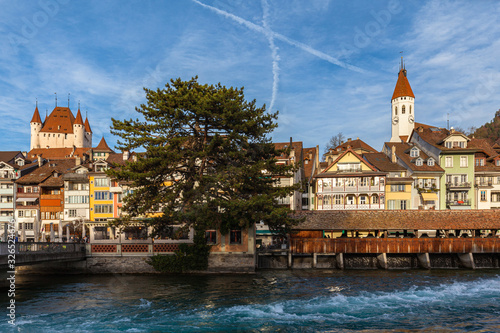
[336,253,344,270]
[458,253,475,269]
[418,253,431,269]
[312,253,317,268]
[377,253,388,269]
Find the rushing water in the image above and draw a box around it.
[2,270,500,332]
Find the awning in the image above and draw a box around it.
[16,197,38,202]
[421,192,438,201]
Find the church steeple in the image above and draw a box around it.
[390,57,415,143]
[30,104,42,124]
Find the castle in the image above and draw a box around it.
[30,104,92,150]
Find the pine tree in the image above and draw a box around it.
[108,77,300,237]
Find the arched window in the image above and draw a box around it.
[409,105,412,114]
[394,106,398,115]
[402,105,406,114]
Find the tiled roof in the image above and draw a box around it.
[40,107,76,134]
[106,152,136,165]
[84,117,92,133]
[468,138,497,158]
[30,106,42,123]
[74,109,84,126]
[302,147,317,180]
[16,159,76,185]
[334,138,377,153]
[27,148,91,160]
[362,152,406,172]
[94,137,114,152]
[292,210,500,230]
[391,69,415,100]
[319,148,379,176]
[0,151,24,163]
[384,142,444,173]
[412,125,476,153]
[274,141,303,155]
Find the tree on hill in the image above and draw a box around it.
[471,109,500,141]
[108,77,300,237]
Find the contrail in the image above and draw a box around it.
[191,0,365,74]
[262,0,280,112]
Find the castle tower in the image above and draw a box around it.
[73,108,85,148]
[30,104,42,150]
[390,57,415,143]
[84,116,93,147]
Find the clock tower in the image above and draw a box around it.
[390,57,415,142]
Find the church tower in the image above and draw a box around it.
[390,57,415,142]
[30,104,42,150]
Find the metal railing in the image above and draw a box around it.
[0,242,85,255]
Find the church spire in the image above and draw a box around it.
[30,103,42,123]
[391,59,414,100]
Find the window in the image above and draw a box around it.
[18,210,24,217]
[359,196,366,204]
[206,230,217,244]
[402,105,406,114]
[445,156,453,168]
[481,191,487,202]
[400,200,407,210]
[230,229,242,244]
[497,160,500,166]
[427,158,434,166]
[415,158,423,166]
[334,195,342,205]
[95,191,111,200]
[94,227,110,240]
[69,209,77,217]
[66,195,89,204]
[445,141,452,148]
[372,195,379,204]
[394,106,398,115]
[390,185,405,192]
[410,148,419,157]
[94,204,113,214]
[409,105,412,114]
[460,156,468,167]
[94,178,109,187]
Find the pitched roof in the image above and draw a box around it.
[94,137,114,152]
[412,125,476,153]
[30,106,42,123]
[334,138,377,153]
[40,107,76,134]
[84,117,92,133]
[292,210,500,230]
[362,152,406,172]
[391,68,415,100]
[27,148,91,160]
[74,109,84,126]
[16,159,76,185]
[319,148,379,176]
[302,147,317,180]
[468,138,498,158]
[106,152,136,165]
[384,142,444,173]
[0,151,24,163]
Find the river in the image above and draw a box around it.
[2,269,500,332]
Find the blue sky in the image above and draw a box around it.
[1,0,499,154]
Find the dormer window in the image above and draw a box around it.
[427,158,435,166]
[410,147,419,157]
[496,160,500,166]
[415,158,423,166]
[445,141,452,148]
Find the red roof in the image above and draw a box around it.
[40,107,76,134]
[94,137,114,152]
[27,148,91,160]
[84,117,92,133]
[74,109,84,126]
[391,69,415,100]
[30,106,42,124]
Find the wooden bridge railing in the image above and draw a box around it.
[290,237,500,254]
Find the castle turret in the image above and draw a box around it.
[390,57,415,143]
[84,116,92,147]
[73,108,85,148]
[30,105,42,150]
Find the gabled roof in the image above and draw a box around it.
[16,159,76,185]
[302,147,317,181]
[391,68,415,100]
[319,148,379,176]
[40,107,76,134]
[31,106,42,124]
[468,138,498,158]
[106,151,137,165]
[411,125,476,153]
[94,137,114,153]
[0,151,24,163]
[363,152,406,172]
[384,142,444,173]
[27,148,91,160]
[333,138,377,154]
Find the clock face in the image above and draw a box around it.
[392,116,399,125]
[409,115,414,124]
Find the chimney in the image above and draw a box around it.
[347,138,352,142]
[391,145,397,163]
[75,156,81,166]
[450,127,455,133]
[123,150,130,161]
[37,155,43,167]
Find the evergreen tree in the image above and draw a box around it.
[109,77,300,237]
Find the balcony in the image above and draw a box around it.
[476,181,493,187]
[446,200,471,209]
[446,182,471,189]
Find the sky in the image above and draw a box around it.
[1,0,499,155]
